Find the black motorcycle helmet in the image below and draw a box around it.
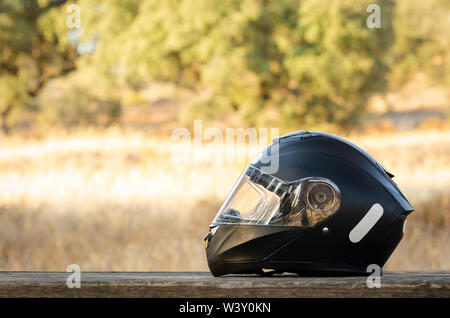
[205,130,414,276]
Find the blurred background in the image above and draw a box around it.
[0,0,448,271]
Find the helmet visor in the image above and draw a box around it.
[212,166,341,227]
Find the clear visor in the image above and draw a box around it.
[212,166,341,227]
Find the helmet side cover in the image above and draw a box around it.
[206,131,414,276]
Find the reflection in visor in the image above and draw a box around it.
[212,166,341,227]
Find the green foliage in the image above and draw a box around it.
[388,0,450,87]
[38,85,120,127]
[0,0,76,132]
[77,0,394,129]
[37,67,121,128]
[1,0,448,132]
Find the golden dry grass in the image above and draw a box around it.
[0,128,448,271]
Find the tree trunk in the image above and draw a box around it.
[0,104,13,134]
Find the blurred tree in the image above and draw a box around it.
[0,0,76,133]
[75,0,394,130]
[9,0,445,132]
[37,67,121,127]
[282,0,394,128]
[388,0,450,87]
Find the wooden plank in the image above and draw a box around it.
[0,271,448,298]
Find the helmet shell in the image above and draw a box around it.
[206,130,413,276]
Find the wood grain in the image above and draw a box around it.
[0,271,448,298]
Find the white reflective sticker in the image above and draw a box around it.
[349,203,384,243]
[402,220,407,234]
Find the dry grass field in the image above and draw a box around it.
[0,128,448,271]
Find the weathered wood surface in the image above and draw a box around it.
[0,271,448,298]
